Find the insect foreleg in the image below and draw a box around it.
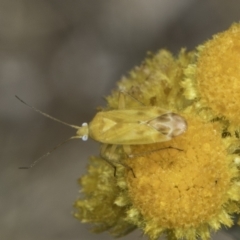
[100,144,136,178]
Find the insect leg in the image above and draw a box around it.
[128,146,183,158]
[118,91,126,109]
[118,89,145,107]
[100,144,117,176]
[100,144,136,178]
[117,160,136,178]
[122,145,131,155]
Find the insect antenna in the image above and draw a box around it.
[15,95,80,130]
[15,95,86,169]
[19,136,80,169]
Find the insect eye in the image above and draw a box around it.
[82,135,88,141]
[82,122,88,127]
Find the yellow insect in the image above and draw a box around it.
[16,90,187,176]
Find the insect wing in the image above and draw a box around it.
[88,107,176,145]
[103,107,168,123]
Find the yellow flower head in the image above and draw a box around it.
[126,114,236,239]
[183,23,240,125]
[74,24,240,240]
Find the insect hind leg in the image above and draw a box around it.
[100,144,136,178]
[128,146,183,158]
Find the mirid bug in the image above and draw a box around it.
[16,90,187,176]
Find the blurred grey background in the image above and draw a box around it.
[1,1,240,240]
